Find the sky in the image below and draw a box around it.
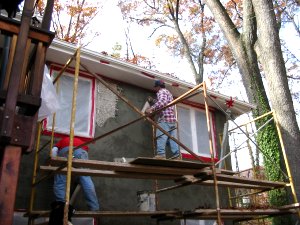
[69,0,299,171]
[88,0,299,100]
[87,0,196,83]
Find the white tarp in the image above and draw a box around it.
[38,66,60,121]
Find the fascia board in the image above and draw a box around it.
[48,39,256,116]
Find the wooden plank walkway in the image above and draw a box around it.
[48,157,210,175]
[26,203,300,220]
[130,157,211,169]
[42,157,288,190]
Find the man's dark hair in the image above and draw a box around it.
[154,80,165,88]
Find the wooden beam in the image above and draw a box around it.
[216,174,287,187]
[192,208,298,215]
[48,158,288,190]
[277,203,300,210]
[29,42,46,97]
[40,165,281,190]
[3,35,17,91]
[130,157,210,169]
[198,180,272,189]
[0,146,22,225]
[26,210,182,218]
[0,0,35,142]
[0,16,55,45]
[49,157,209,175]
[26,207,299,219]
[40,166,185,180]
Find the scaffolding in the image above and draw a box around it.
[25,48,300,225]
[0,2,55,225]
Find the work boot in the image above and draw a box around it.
[170,154,182,160]
[153,154,166,159]
[48,201,75,225]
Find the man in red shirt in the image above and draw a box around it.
[51,137,100,211]
[146,80,181,160]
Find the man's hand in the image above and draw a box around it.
[51,147,58,157]
[147,96,154,103]
[145,108,152,115]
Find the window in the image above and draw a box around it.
[180,220,217,225]
[177,104,216,160]
[44,66,95,138]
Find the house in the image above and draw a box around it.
[0,3,298,225]
[13,39,257,225]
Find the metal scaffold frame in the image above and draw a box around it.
[26,48,299,225]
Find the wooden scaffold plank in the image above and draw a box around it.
[46,157,288,190]
[40,166,183,180]
[49,157,211,175]
[26,204,300,220]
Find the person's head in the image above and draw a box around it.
[154,80,165,91]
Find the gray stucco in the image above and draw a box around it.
[15,80,230,225]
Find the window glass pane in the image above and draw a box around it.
[195,110,210,156]
[177,106,193,151]
[204,221,216,225]
[180,220,202,225]
[177,105,215,157]
[47,74,92,137]
[180,220,216,225]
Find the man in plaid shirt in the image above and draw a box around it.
[146,80,181,160]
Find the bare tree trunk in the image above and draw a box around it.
[205,3,299,223]
[169,0,202,83]
[204,0,269,115]
[173,22,201,82]
[197,1,206,84]
[252,0,300,200]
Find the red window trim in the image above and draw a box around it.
[181,153,218,163]
[42,64,96,140]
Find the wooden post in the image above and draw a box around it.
[203,81,222,225]
[64,47,81,225]
[0,146,22,225]
[0,0,35,140]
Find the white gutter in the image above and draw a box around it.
[49,39,256,115]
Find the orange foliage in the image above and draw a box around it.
[38,0,101,45]
[225,0,243,28]
[36,0,45,13]
[126,55,155,69]
[118,0,236,84]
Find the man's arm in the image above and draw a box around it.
[51,147,58,157]
[150,90,169,111]
[51,138,64,157]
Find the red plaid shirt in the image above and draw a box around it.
[150,88,177,123]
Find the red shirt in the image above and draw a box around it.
[55,137,89,151]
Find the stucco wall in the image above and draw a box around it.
[15,80,231,225]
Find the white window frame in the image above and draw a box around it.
[43,65,96,138]
[177,103,217,160]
